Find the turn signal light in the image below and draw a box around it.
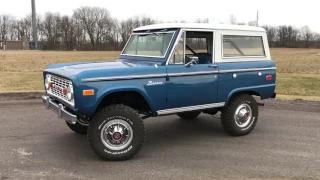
[63,88,68,95]
[83,89,95,96]
[266,75,272,81]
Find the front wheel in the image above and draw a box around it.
[221,94,259,136]
[87,104,145,161]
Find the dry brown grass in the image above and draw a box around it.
[1,48,319,73]
[0,72,42,92]
[276,73,320,97]
[0,48,320,101]
[271,48,320,74]
[0,50,120,72]
[276,94,320,101]
[0,51,120,92]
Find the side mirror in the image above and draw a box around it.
[185,56,199,67]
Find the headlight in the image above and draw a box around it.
[45,75,52,90]
[66,83,74,101]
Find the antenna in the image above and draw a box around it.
[31,0,38,49]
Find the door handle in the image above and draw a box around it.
[209,64,218,68]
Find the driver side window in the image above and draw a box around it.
[168,31,213,65]
[168,32,185,64]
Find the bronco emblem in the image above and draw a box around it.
[147,81,163,86]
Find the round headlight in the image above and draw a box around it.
[45,75,52,90]
[66,84,74,101]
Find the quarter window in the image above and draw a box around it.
[223,35,265,57]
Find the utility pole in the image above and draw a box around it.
[31,0,38,49]
[256,10,259,27]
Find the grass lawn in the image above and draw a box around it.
[0,48,319,101]
[0,72,42,92]
[276,73,320,98]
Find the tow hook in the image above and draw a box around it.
[257,102,265,106]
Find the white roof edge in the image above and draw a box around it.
[133,23,266,32]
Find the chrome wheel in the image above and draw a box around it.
[234,103,252,128]
[100,119,133,151]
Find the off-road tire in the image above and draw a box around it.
[87,104,145,161]
[177,111,201,120]
[66,121,88,134]
[221,94,259,136]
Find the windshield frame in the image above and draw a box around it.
[120,30,177,58]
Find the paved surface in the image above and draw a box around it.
[0,100,319,180]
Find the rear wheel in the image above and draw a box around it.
[177,111,201,120]
[221,94,259,136]
[87,104,145,161]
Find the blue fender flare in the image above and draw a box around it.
[95,86,156,115]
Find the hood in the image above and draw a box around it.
[45,60,129,77]
[44,59,165,82]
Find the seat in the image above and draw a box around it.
[194,53,212,64]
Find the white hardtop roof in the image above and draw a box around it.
[134,23,266,32]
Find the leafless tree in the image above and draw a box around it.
[301,25,312,48]
[73,6,113,50]
[229,14,238,25]
[16,14,41,42]
[229,14,245,25]
[0,14,14,40]
[118,16,156,47]
[194,18,209,23]
[119,18,137,47]
[20,16,32,41]
[314,33,320,48]
[106,18,120,50]
[262,25,277,46]
[3,6,320,50]
[140,15,156,26]
[248,20,257,26]
[42,12,62,50]
[60,15,76,50]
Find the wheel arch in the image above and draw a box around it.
[226,90,260,105]
[95,87,156,116]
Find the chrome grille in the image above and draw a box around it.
[48,75,72,103]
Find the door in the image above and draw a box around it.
[165,30,219,109]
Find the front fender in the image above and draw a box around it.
[96,86,156,112]
[79,83,157,118]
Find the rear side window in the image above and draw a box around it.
[222,35,265,57]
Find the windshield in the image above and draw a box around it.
[122,32,175,57]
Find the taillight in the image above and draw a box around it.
[266,75,272,81]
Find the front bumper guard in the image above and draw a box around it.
[42,95,77,125]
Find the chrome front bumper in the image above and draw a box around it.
[42,95,77,125]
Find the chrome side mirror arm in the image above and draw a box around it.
[185,56,199,67]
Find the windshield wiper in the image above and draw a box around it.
[152,32,164,36]
[138,32,165,37]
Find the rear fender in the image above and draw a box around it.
[226,84,276,104]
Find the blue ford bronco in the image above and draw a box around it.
[42,23,276,161]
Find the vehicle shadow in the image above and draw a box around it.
[142,114,228,147]
[50,113,245,162]
[49,130,98,161]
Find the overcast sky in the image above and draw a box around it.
[1,0,319,32]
